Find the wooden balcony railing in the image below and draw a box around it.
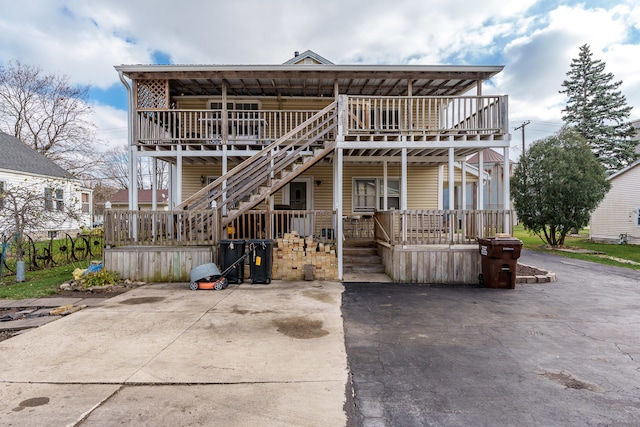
[374,210,513,245]
[133,95,507,145]
[346,95,507,135]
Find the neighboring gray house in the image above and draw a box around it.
[590,159,640,245]
[466,149,514,211]
[0,132,92,238]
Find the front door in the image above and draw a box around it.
[287,179,312,236]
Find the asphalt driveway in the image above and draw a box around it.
[342,249,640,426]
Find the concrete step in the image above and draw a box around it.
[344,264,386,274]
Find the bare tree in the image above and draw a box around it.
[0,180,81,270]
[0,59,103,177]
[102,145,169,190]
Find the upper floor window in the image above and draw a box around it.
[81,192,90,214]
[208,100,261,138]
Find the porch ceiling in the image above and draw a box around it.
[117,64,504,98]
[140,145,501,167]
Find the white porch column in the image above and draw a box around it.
[176,146,183,204]
[478,150,484,210]
[383,161,388,211]
[151,157,158,210]
[401,147,407,210]
[169,163,175,209]
[336,148,344,281]
[448,147,455,210]
[461,160,467,210]
[129,146,138,210]
[437,165,444,210]
[503,146,511,234]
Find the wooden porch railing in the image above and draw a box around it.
[104,209,220,247]
[346,95,507,135]
[374,210,513,245]
[104,209,337,247]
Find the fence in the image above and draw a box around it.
[0,231,104,277]
[374,210,512,245]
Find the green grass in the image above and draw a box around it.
[0,261,90,300]
[513,225,640,270]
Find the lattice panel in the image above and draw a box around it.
[135,80,169,109]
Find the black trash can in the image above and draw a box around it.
[248,239,272,284]
[219,239,246,284]
[478,236,523,289]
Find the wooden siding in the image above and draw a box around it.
[590,163,640,244]
[104,246,213,282]
[380,244,480,284]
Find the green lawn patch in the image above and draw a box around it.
[513,225,640,270]
[0,261,90,300]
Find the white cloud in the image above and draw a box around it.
[1,0,639,162]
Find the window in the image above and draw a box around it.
[55,188,64,211]
[636,207,640,227]
[81,192,90,214]
[379,179,400,210]
[353,178,400,213]
[44,187,53,211]
[209,100,261,139]
[45,187,64,211]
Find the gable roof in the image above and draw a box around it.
[466,149,512,165]
[0,132,74,179]
[110,189,168,204]
[607,159,640,181]
[283,50,334,65]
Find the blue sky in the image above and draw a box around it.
[1,0,639,159]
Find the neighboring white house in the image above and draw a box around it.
[590,159,640,245]
[0,132,92,239]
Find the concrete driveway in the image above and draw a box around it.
[0,281,348,426]
[342,249,640,426]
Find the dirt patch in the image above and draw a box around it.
[302,289,334,304]
[517,264,549,277]
[273,316,329,339]
[119,296,165,305]
[540,371,599,391]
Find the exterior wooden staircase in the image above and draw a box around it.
[177,102,338,229]
[343,240,385,274]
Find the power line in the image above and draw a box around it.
[514,120,531,156]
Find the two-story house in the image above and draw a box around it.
[107,50,513,283]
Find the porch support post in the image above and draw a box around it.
[401,146,407,210]
[383,161,388,211]
[176,146,183,204]
[437,165,444,210]
[478,150,484,238]
[503,146,511,234]
[448,147,455,210]
[478,150,484,210]
[336,148,344,281]
[129,146,138,210]
[222,81,228,215]
[151,157,158,210]
[168,164,174,208]
[461,159,467,210]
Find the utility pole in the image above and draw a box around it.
[515,121,530,157]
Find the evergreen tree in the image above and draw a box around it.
[560,44,638,172]
[511,128,610,247]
